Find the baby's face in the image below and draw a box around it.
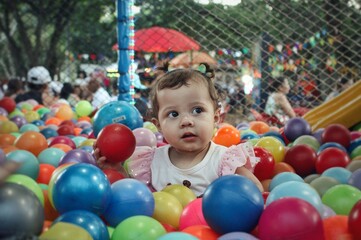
[154,80,219,153]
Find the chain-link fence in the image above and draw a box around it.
[0,0,360,126]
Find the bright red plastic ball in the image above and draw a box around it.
[253,146,275,181]
[284,144,317,177]
[316,147,351,174]
[322,124,351,148]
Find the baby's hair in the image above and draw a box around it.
[150,61,219,119]
[270,77,287,92]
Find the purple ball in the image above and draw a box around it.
[348,168,361,190]
[236,122,250,130]
[58,149,96,166]
[0,107,8,116]
[10,115,27,128]
[312,128,324,144]
[284,117,311,142]
[0,149,6,164]
[218,232,259,240]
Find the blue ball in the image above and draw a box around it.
[322,167,352,184]
[52,163,111,215]
[202,175,263,234]
[318,142,347,154]
[53,210,109,240]
[32,120,45,127]
[348,138,361,154]
[40,127,58,139]
[6,150,39,180]
[93,100,143,137]
[158,232,198,240]
[269,172,304,191]
[103,178,155,227]
[38,147,66,167]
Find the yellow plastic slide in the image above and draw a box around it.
[303,80,361,131]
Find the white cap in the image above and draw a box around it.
[27,66,51,85]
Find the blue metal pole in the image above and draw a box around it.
[116,0,131,102]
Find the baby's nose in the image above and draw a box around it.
[180,115,194,127]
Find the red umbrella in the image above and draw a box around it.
[112,26,200,52]
[170,51,217,67]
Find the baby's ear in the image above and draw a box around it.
[214,108,221,124]
[151,118,161,132]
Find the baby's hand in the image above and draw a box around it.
[93,141,126,172]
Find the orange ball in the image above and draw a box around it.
[323,216,352,240]
[14,131,48,156]
[249,121,270,134]
[55,105,74,121]
[73,127,83,136]
[77,116,92,123]
[51,143,72,153]
[45,117,62,126]
[0,133,17,146]
[2,145,18,154]
[182,225,220,240]
[272,162,295,177]
[37,164,56,185]
[42,189,59,221]
[212,125,241,147]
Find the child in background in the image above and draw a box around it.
[95,62,263,196]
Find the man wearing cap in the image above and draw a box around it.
[87,77,111,109]
[15,66,56,106]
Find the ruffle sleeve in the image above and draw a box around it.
[127,146,155,186]
[220,142,260,175]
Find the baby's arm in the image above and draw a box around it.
[235,166,264,192]
[93,143,129,176]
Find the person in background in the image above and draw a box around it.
[325,76,354,102]
[94,62,263,197]
[264,77,296,125]
[15,66,57,106]
[87,77,111,109]
[5,78,24,99]
[59,82,80,107]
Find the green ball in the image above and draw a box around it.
[293,135,320,151]
[351,146,361,160]
[322,184,361,215]
[6,174,44,205]
[75,100,93,117]
[111,216,166,240]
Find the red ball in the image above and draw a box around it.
[57,125,75,136]
[59,120,76,128]
[0,96,16,113]
[316,147,351,174]
[322,124,351,148]
[49,136,76,149]
[97,123,136,163]
[284,144,317,177]
[258,198,325,240]
[253,146,275,181]
[102,168,126,184]
[349,199,361,239]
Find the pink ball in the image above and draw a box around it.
[258,197,324,240]
[179,198,208,230]
[351,131,361,141]
[132,127,157,148]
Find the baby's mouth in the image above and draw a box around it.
[182,133,196,139]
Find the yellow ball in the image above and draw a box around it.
[152,191,183,229]
[255,136,285,163]
[0,120,19,134]
[162,184,196,208]
[24,111,40,123]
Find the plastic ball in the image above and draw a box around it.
[52,163,111,215]
[0,183,44,237]
[182,225,220,240]
[322,123,351,148]
[0,133,16,146]
[102,168,126,184]
[75,100,93,117]
[272,162,295,177]
[349,199,361,239]
[269,172,304,191]
[0,96,16,113]
[323,216,351,240]
[202,175,263,234]
[162,184,197,208]
[266,181,323,215]
[49,136,76,149]
[253,146,275,181]
[111,215,166,240]
[36,164,56,185]
[0,106,8,116]
[179,198,208,230]
[53,210,109,240]
[249,121,270,134]
[152,191,183,229]
[304,173,321,184]
[45,117,62,126]
[284,117,311,141]
[14,131,48,156]
[103,178,154,227]
[347,160,361,172]
[57,124,75,136]
[316,147,351,173]
[293,135,320,151]
[351,146,361,159]
[349,138,361,154]
[255,136,285,163]
[19,123,39,133]
[283,144,317,177]
[48,163,75,207]
[321,204,336,219]
[312,128,324,143]
[258,197,324,240]
[348,169,361,190]
[322,184,361,215]
[322,167,352,184]
[42,189,60,221]
[212,125,241,147]
[10,115,27,128]
[96,123,136,163]
[24,110,40,123]
[310,176,340,197]
[31,119,45,127]
[93,100,143,137]
[218,232,259,240]
[6,174,44,205]
[133,127,157,148]
[40,127,59,139]
[55,105,74,121]
[58,149,96,166]
[0,120,19,133]
[6,149,39,179]
[159,232,199,240]
[318,142,348,154]
[39,222,93,240]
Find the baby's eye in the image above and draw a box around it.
[167,111,178,118]
[192,107,203,114]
